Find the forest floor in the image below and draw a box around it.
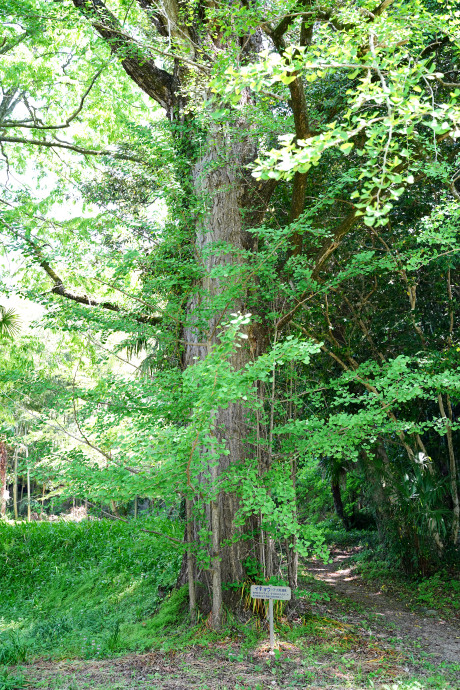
[9,548,460,690]
[304,547,460,665]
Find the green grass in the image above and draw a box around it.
[0,518,183,662]
[0,668,27,690]
[1,520,459,689]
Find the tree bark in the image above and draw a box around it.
[331,476,350,531]
[70,0,277,623]
[0,441,7,518]
[186,497,196,622]
[182,123,272,611]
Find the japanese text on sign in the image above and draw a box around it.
[250,585,291,601]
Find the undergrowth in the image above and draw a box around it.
[0,518,182,662]
[0,668,27,690]
[0,518,365,663]
[1,518,458,690]
[350,547,460,617]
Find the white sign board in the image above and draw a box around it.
[250,585,291,601]
[250,585,292,654]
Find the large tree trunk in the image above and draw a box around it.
[182,123,271,619]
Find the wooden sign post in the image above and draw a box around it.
[250,585,291,654]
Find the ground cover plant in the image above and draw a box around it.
[0,519,182,661]
[349,548,460,620]
[1,521,459,689]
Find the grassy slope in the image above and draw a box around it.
[0,519,183,662]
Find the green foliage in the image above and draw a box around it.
[219,3,460,229]
[1,0,460,606]
[349,545,460,616]
[0,307,20,340]
[0,519,181,661]
[121,586,191,652]
[0,669,27,690]
[0,634,28,665]
[320,522,379,550]
[415,570,460,611]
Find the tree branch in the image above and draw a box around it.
[0,32,28,56]
[24,237,162,325]
[263,0,395,41]
[264,7,314,255]
[72,0,175,112]
[135,0,199,54]
[372,0,395,17]
[0,67,106,131]
[136,0,170,37]
[0,135,146,162]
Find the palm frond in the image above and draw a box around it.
[0,306,21,339]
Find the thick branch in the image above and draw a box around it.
[0,135,145,162]
[136,0,198,51]
[264,0,395,41]
[266,11,313,253]
[0,32,28,56]
[372,0,395,17]
[0,88,22,123]
[25,238,161,325]
[72,0,175,111]
[136,0,169,37]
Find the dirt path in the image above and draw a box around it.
[304,548,460,664]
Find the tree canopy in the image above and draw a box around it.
[1,0,459,628]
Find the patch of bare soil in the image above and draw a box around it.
[17,641,409,690]
[21,650,276,690]
[305,547,460,664]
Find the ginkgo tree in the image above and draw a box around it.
[0,0,459,627]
